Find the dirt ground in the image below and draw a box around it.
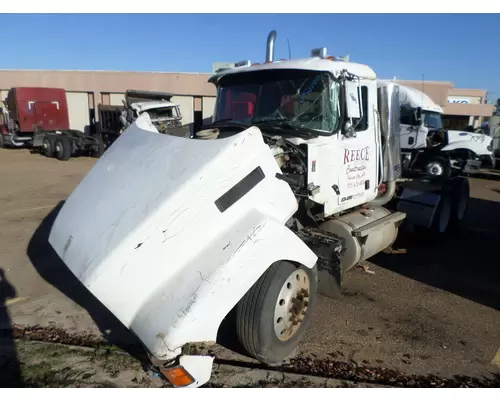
[0,147,499,387]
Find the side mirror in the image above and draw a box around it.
[344,80,361,120]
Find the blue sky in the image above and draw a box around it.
[2,13,499,100]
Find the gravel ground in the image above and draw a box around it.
[0,148,499,387]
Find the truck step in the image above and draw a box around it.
[352,211,406,238]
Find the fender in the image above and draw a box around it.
[127,217,318,360]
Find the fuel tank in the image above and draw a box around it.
[320,206,399,272]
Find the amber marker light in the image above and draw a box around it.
[160,365,196,387]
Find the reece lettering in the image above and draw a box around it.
[344,147,369,164]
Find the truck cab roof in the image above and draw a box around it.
[378,80,443,114]
[208,57,377,84]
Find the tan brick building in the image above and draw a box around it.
[0,69,217,134]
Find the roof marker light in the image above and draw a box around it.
[234,60,251,68]
[311,47,328,58]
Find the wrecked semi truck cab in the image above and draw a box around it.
[98,90,187,149]
[48,31,470,388]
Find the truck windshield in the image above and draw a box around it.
[423,111,443,129]
[213,69,340,134]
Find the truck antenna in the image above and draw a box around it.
[287,38,292,60]
[421,74,425,107]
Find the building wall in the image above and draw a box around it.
[0,69,217,132]
[202,97,216,121]
[172,96,194,127]
[110,93,125,106]
[66,92,90,132]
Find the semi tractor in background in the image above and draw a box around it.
[377,80,495,178]
[0,87,104,160]
[98,90,188,149]
[0,87,189,159]
[48,30,472,388]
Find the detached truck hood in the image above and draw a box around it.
[443,130,493,156]
[48,114,317,385]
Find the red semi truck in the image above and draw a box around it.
[0,87,104,160]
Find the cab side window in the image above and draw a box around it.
[400,106,417,125]
[353,86,368,132]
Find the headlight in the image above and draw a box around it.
[487,139,493,152]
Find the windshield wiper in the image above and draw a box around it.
[204,118,249,129]
[253,119,317,138]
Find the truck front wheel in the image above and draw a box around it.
[425,156,451,179]
[235,261,317,365]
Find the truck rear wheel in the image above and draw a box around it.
[235,261,317,365]
[91,135,105,158]
[42,136,56,157]
[54,137,72,161]
[0,134,4,148]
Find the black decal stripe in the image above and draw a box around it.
[215,167,265,213]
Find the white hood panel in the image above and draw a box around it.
[444,130,492,156]
[48,114,305,353]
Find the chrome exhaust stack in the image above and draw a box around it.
[266,30,277,63]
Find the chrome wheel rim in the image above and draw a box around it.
[273,269,310,342]
[427,162,444,176]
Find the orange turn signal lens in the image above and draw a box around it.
[160,366,195,387]
[327,56,335,61]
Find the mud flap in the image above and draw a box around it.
[317,263,342,300]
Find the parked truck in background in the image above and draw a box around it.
[377,80,495,178]
[47,30,471,388]
[98,90,188,149]
[0,87,104,160]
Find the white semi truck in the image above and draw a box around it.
[378,80,494,177]
[47,31,470,388]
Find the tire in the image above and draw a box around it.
[424,156,451,179]
[0,134,4,148]
[235,260,318,365]
[54,137,72,161]
[448,177,470,230]
[91,135,105,158]
[42,136,56,157]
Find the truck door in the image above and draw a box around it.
[337,80,379,208]
[399,106,421,149]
